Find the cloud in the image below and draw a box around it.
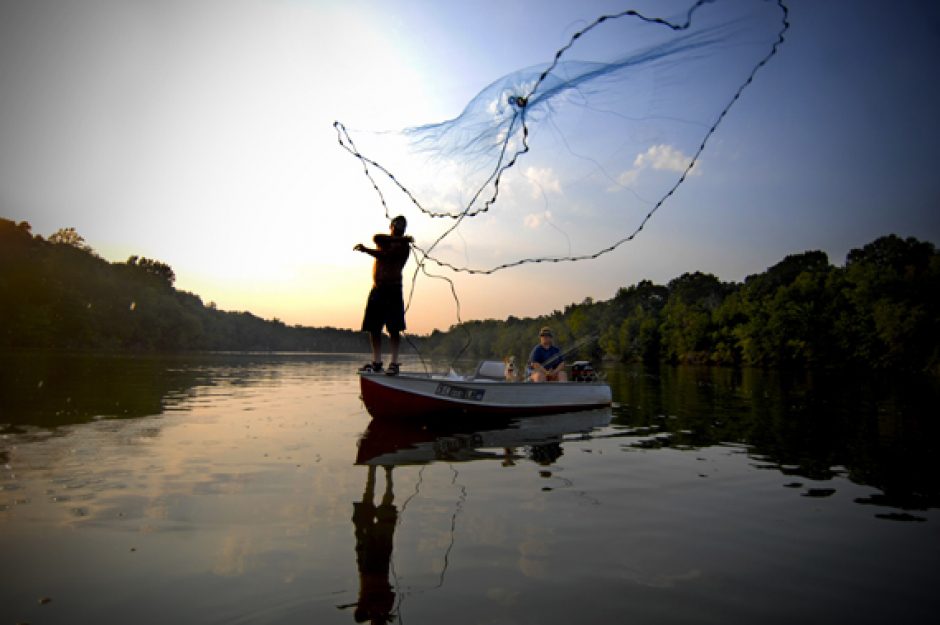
[523,210,556,230]
[610,144,699,191]
[523,166,562,199]
[615,169,639,187]
[634,144,693,172]
[524,212,543,229]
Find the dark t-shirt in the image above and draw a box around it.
[529,344,562,369]
[371,234,412,286]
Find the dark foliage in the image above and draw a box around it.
[0,219,366,353]
[421,235,939,374]
[3,218,936,370]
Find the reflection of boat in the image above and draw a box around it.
[359,361,611,420]
[346,407,611,621]
[356,407,613,466]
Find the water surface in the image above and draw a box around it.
[1,353,937,624]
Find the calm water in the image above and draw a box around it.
[1,352,938,624]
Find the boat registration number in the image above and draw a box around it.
[435,383,486,402]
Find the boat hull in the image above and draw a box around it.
[359,372,612,420]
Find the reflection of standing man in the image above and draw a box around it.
[350,465,397,624]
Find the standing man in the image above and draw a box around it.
[354,215,412,375]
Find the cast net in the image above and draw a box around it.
[336,0,789,324]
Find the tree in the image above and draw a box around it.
[837,235,939,370]
[743,250,830,300]
[49,227,92,252]
[659,272,730,363]
[127,256,176,287]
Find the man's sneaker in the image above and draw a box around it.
[385,363,400,376]
[359,362,383,373]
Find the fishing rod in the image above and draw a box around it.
[531,332,601,371]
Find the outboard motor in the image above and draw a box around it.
[570,360,598,382]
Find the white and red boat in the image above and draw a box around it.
[359,360,612,420]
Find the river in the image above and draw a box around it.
[1,352,937,624]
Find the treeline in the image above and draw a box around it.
[422,234,939,373]
[0,218,366,352]
[3,217,937,370]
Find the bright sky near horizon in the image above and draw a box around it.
[2,0,939,335]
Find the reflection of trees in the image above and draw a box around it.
[0,353,205,430]
[527,442,563,465]
[607,364,940,510]
[347,466,398,625]
[0,352,353,432]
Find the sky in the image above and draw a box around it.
[1,0,938,335]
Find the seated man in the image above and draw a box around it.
[528,326,568,382]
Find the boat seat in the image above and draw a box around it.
[473,360,506,381]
